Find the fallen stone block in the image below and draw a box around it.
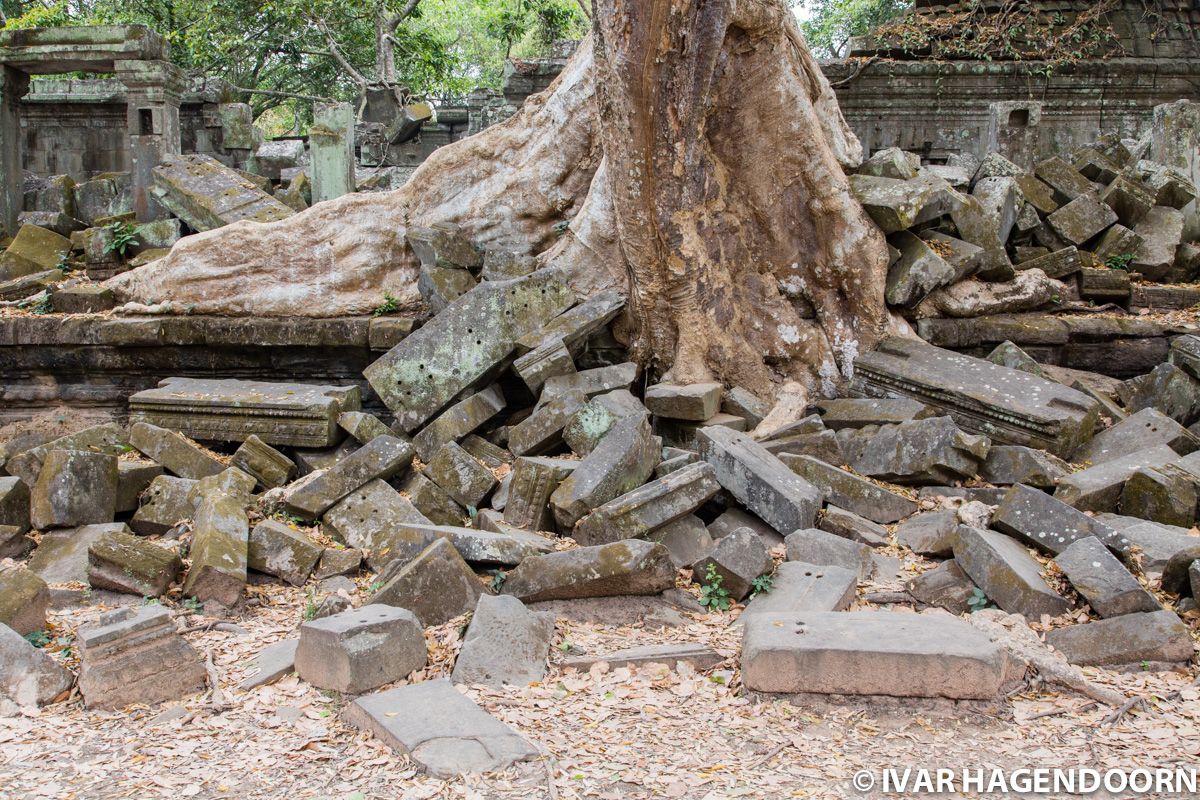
[28,523,122,584]
[762,430,845,464]
[851,337,1099,457]
[294,438,360,476]
[78,606,207,710]
[425,442,497,508]
[644,383,723,421]
[503,457,576,532]
[986,341,1044,376]
[516,288,626,353]
[784,528,872,580]
[383,522,554,567]
[29,449,118,530]
[948,193,1014,280]
[231,435,296,489]
[1092,224,1144,265]
[814,398,937,430]
[721,387,771,429]
[741,611,1008,699]
[848,174,950,233]
[412,386,506,461]
[564,642,723,672]
[129,422,224,480]
[905,559,978,615]
[418,265,477,313]
[0,564,49,636]
[1034,156,1096,204]
[1053,444,1179,513]
[237,638,299,691]
[1170,335,1200,381]
[818,506,888,548]
[283,435,413,518]
[369,538,481,626]
[691,528,770,601]
[344,679,538,777]
[50,284,114,313]
[402,472,467,526]
[993,484,1124,555]
[321,479,432,571]
[365,271,573,433]
[1,223,70,278]
[502,540,675,603]
[861,147,918,179]
[839,416,989,485]
[784,455,915,524]
[151,154,294,231]
[508,389,588,456]
[572,461,721,547]
[337,412,392,445]
[0,525,31,560]
[708,507,783,547]
[562,390,648,456]
[0,622,73,708]
[1047,192,1117,245]
[406,223,483,270]
[697,426,820,536]
[1126,363,1200,425]
[541,362,639,402]
[512,337,576,394]
[1045,610,1191,668]
[649,515,714,569]
[655,412,746,450]
[87,531,183,597]
[182,495,249,607]
[130,378,357,449]
[115,460,163,514]
[1131,206,1185,281]
[895,510,959,557]
[296,605,426,694]
[130,475,196,536]
[739,561,856,622]
[1120,464,1199,527]
[451,595,554,688]
[886,230,956,307]
[1100,516,1199,572]
[953,526,1070,619]
[247,520,322,586]
[1074,408,1197,466]
[980,446,1069,488]
[550,414,659,531]
[0,476,30,533]
[315,547,362,580]
[1054,536,1159,618]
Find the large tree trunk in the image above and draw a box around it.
[106,0,888,397]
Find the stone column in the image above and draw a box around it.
[310,101,355,204]
[116,60,185,221]
[986,101,1043,171]
[1151,100,1200,241]
[0,66,31,237]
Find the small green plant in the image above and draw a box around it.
[967,587,990,613]
[103,221,139,259]
[1105,252,1134,271]
[552,220,570,237]
[24,630,50,648]
[142,596,160,606]
[367,580,384,595]
[272,511,309,527]
[488,569,507,592]
[750,573,774,598]
[181,597,202,613]
[302,586,320,620]
[372,292,400,317]
[699,563,731,612]
[55,252,71,274]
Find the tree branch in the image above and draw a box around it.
[313,18,370,87]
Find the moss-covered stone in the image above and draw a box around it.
[88,531,183,596]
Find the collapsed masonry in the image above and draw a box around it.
[2,225,1199,769]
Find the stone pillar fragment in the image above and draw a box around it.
[0,67,30,237]
[116,60,185,222]
[311,101,355,203]
[1151,100,1200,240]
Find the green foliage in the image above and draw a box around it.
[303,586,320,621]
[104,221,139,259]
[367,579,384,594]
[182,596,203,612]
[23,630,50,648]
[699,563,731,612]
[1105,252,1134,271]
[750,573,774,598]
[372,292,401,317]
[18,293,53,315]
[798,0,912,58]
[967,587,990,613]
[488,569,507,592]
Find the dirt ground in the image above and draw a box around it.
[2,571,1197,800]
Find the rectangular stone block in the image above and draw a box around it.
[411,385,505,462]
[129,377,358,448]
[697,426,821,536]
[953,526,1070,619]
[152,154,294,231]
[321,479,432,571]
[741,611,1008,699]
[784,528,873,579]
[1044,610,1191,667]
[572,462,721,547]
[738,561,857,622]
[1053,443,1179,513]
[503,457,576,532]
[1054,536,1159,618]
[851,336,1099,457]
[785,455,916,524]
[992,483,1122,555]
[182,495,248,607]
[365,271,574,432]
[282,435,413,518]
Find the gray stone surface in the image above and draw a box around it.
[762,430,845,464]
[344,679,539,777]
[129,378,356,448]
[886,230,956,307]
[402,472,467,526]
[28,523,122,585]
[649,515,714,569]
[78,606,207,710]
[814,397,938,430]
[993,483,1125,555]
[784,528,873,579]
[0,622,72,708]
[314,547,362,580]
[237,638,298,691]
[785,455,916,524]
[182,494,248,607]
[541,362,639,402]
[1161,544,1200,595]
[697,426,820,536]
[451,595,554,688]
[561,643,724,672]
[1120,464,1199,527]
[365,271,573,432]
[1053,444,1179,512]
[412,385,506,462]
[426,442,496,508]
[282,435,413,518]
[739,561,856,621]
[644,383,723,421]
[1126,363,1200,424]
[321,479,432,571]
[1047,192,1117,244]
[503,457,576,532]
[691,528,770,601]
[1074,408,1197,465]
[1054,536,1159,618]
[1132,206,1185,280]
[0,476,29,533]
[852,337,1099,457]
[368,538,481,627]
[502,540,676,603]
[230,436,295,490]
[895,510,959,557]
[906,559,978,615]
[151,154,294,231]
[129,422,225,480]
[818,506,888,548]
[338,411,393,445]
[839,416,989,485]
[247,520,322,586]
[130,475,196,536]
[115,460,162,514]
[0,563,49,636]
[572,462,721,547]
[980,446,1070,488]
[550,414,659,531]
[87,530,182,596]
[1101,516,1200,572]
[1045,610,1192,667]
[953,526,1071,619]
[30,449,118,529]
[721,387,771,429]
[986,340,1044,376]
[707,508,784,547]
[5,424,129,488]
[375,522,554,568]
[512,337,576,394]
[741,611,1008,699]
[508,389,587,456]
[295,605,426,694]
[563,390,648,456]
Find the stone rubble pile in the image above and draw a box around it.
[851,134,1200,320]
[1,222,1199,776]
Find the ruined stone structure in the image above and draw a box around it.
[0,25,186,232]
[823,0,1200,165]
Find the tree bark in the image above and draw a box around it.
[106,0,888,398]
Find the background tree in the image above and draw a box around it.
[798,0,910,58]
